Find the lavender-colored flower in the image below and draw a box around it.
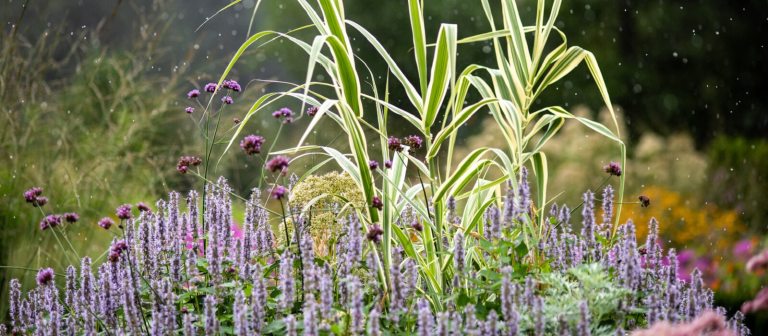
[603,161,622,176]
[184,106,194,114]
[204,295,219,335]
[403,135,423,150]
[233,290,250,335]
[366,224,384,243]
[369,307,381,336]
[303,293,319,336]
[240,134,265,155]
[36,268,54,286]
[98,217,114,230]
[453,233,465,275]
[578,301,591,336]
[307,106,319,116]
[601,185,614,227]
[187,89,200,98]
[204,82,217,92]
[177,155,202,174]
[39,214,61,230]
[484,310,499,336]
[221,95,234,104]
[384,159,393,169]
[347,276,365,334]
[9,279,21,330]
[388,136,403,152]
[285,314,297,336]
[417,298,434,336]
[266,155,290,174]
[183,313,196,336]
[116,204,132,220]
[271,185,287,200]
[278,250,295,312]
[319,267,333,319]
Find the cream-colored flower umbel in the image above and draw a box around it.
[287,171,365,256]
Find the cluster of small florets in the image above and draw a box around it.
[603,161,622,176]
[239,134,266,155]
[306,106,319,117]
[185,79,241,112]
[272,107,294,123]
[387,135,423,152]
[23,187,47,207]
[266,155,291,174]
[176,155,202,174]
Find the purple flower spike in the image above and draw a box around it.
[388,136,403,152]
[98,217,114,230]
[64,212,79,223]
[369,160,379,170]
[36,268,54,286]
[240,135,266,155]
[603,161,622,176]
[185,106,195,114]
[204,83,218,93]
[271,185,287,200]
[187,89,200,98]
[266,155,290,174]
[116,204,132,220]
[222,96,234,105]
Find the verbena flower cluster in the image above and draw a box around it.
[3,172,750,335]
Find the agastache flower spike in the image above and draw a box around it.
[278,250,295,312]
[453,233,465,275]
[204,295,219,335]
